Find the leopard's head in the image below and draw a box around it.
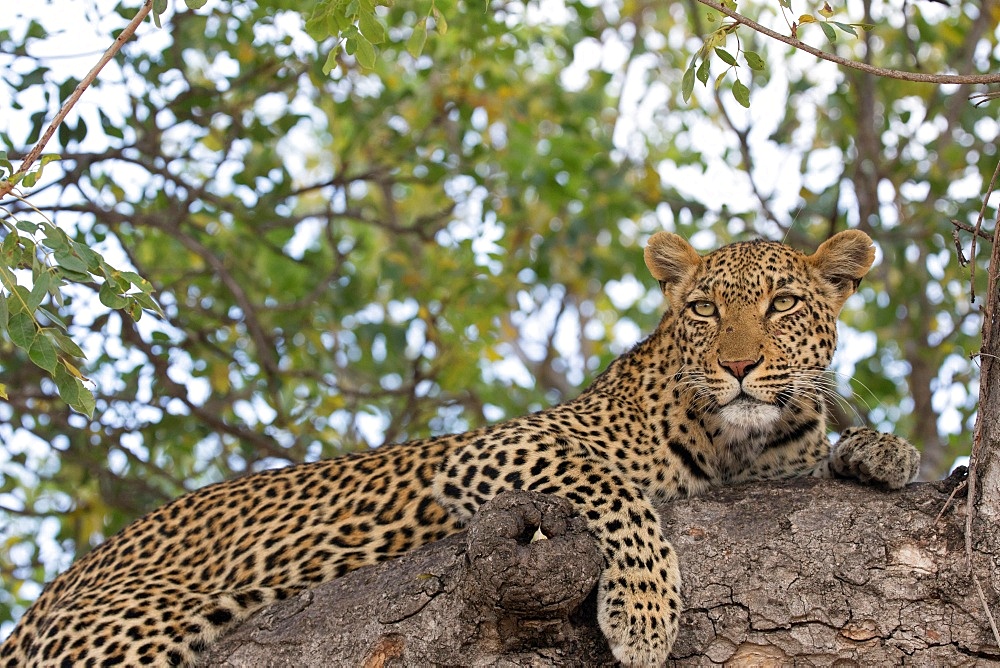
[644,230,875,436]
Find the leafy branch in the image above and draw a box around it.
[0,1,154,200]
[305,0,448,72]
[0,0,183,415]
[693,0,1000,86]
[0,200,162,416]
[682,6,764,108]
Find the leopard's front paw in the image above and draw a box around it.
[833,427,920,489]
[597,564,681,667]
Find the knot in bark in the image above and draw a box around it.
[464,490,601,618]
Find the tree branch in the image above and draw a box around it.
[696,0,1000,85]
[202,479,998,665]
[0,0,153,200]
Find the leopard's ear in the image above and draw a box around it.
[807,229,876,299]
[644,232,702,294]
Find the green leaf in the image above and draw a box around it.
[821,21,837,41]
[8,311,36,350]
[359,13,386,44]
[153,0,168,18]
[715,48,737,66]
[12,284,32,313]
[431,5,448,34]
[29,333,59,373]
[406,21,428,58]
[131,291,164,316]
[99,109,125,140]
[305,4,331,40]
[54,253,91,279]
[54,364,95,418]
[50,329,85,358]
[0,382,6,400]
[0,294,7,328]
[354,36,377,68]
[696,58,710,85]
[15,220,39,234]
[99,282,129,309]
[832,21,858,36]
[322,48,340,75]
[1,229,18,258]
[681,63,696,102]
[732,79,751,108]
[185,0,209,8]
[704,28,725,51]
[743,51,765,70]
[104,268,131,293]
[28,271,51,313]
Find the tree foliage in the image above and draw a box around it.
[0,0,997,636]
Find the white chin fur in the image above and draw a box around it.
[719,400,782,432]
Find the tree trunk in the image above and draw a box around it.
[965,209,1000,661]
[201,477,998,666]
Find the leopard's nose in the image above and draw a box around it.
[719,357,763,380]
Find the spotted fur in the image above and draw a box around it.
[1,230,919,666]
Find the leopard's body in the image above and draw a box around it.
[1,230,920,667]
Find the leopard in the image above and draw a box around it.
[1,229,920,667]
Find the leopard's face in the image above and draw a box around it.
[645,231,876,439]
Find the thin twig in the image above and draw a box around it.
[934,479,967,524]
[951,218,996,243]
[973,574,1000,648]
[969,157,1000,303]
[696,0,1000,85]
[0,0,153,200]
[952,229,969,267]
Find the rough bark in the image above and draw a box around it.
[201,475,999,667]
[966,188,1000,656]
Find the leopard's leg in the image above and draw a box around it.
[436,446,681,665]
[828,427,921,489]
[545,460,681,667]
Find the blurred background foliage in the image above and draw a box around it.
[1,0,997,635]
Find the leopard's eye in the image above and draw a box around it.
[771,295,798,313]
[690,300,717,317]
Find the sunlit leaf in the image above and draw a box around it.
[359,13,386,44]
[407,21,428,57]
[354,35,377,68]
[322,47,340,75]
